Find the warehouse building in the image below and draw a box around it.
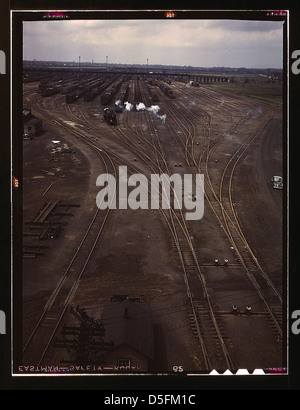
[100,300,154,372]
[23,108,43,137]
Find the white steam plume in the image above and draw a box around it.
[136,103,166,123]
[125,101,134,111]
[136,102,147,111]
[114,100,166,122]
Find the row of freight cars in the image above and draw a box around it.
[100,79,123,105]
[146,78,175,99]
[133,79,142,103]
[84,78,115,102]
[38,74,95,96]
[65,78,106,103]
[40,83,61,97]
[38,75,130,105]
[67,78,130,105]
[156,80,175,99]
[38,75,176,108]
[147,84,160,103]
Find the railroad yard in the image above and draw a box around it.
[21,70,285,374]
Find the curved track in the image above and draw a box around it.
[22,77,284,371]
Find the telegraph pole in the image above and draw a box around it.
[54,306,114,365]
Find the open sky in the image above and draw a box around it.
[23,18,284,69]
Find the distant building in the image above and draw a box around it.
[23,108,42,136]
[100,300,154,372]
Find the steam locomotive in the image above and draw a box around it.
[103,108,117,126]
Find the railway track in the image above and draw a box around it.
[23,78,283,371]
[217,116,283,334]
[68,82,235,371]
[22,101,118,366]
[156,83,283,340]
[136,81,235,370]
[22,93,181,367]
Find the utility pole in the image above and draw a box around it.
[79,56,81,68]
[54,306,114,365]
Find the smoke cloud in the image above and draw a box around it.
[136,102,147,111]
[125,101,134,111]
[135,102,167,123]
[115,100,167,123]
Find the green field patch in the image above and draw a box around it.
[209,83,283,107]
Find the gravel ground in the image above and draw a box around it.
[21,81,285,374]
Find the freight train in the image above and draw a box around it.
[84,79,114,102]
[66,78,105,103]
[41,85,60,97]
[38,79,61,96]
[83,79,107,102]
[101,80,122,105]
[157,81,175,98]
[65,89,84,103]
[147,85,160,102]
[133,79,142,103]
[60,83,79,94]
[117,81,130,106]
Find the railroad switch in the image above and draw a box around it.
[214,259,229,266]
[245,306,252,315]
[232,305,239,315]
[232,305,252,315]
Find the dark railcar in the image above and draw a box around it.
[148,86,160,102]
[103,108,117,126]
[66,90,78,103]
[157,81,175,99]
[100,80,122,105]
[41,86,60,97]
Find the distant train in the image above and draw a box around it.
[103,108,117,126]
[157,81,175,98]
[147,86,160,102]
[40,85,60,97]
[101,80,122,105]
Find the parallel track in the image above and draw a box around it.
[64,85,234,370]
[22,77,283,371]
[22,117,117,365]
[157,83,283,338]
